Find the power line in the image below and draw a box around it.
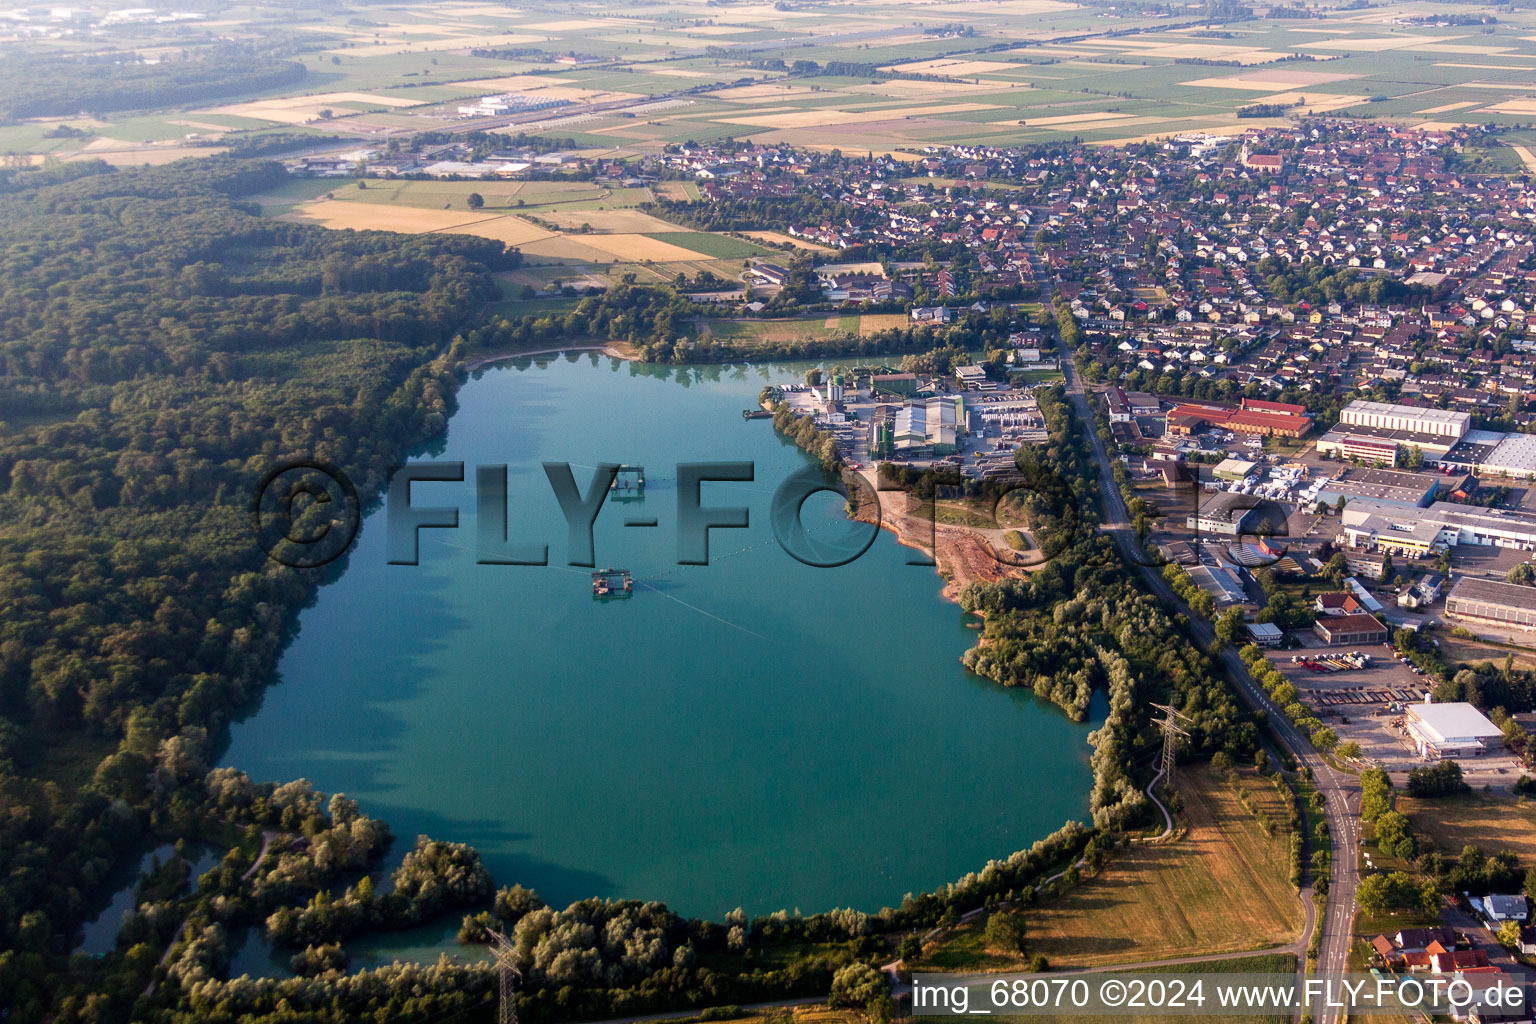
[1149,703,1191,792]
[487,930,523,1024]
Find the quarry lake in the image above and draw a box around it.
[223,352,1096,921]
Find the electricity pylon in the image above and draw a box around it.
[487,930,522,1024]
[1150,702,1191,789]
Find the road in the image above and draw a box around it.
[1058,353,1361,1022]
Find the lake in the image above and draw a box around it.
[222,353,1095,922]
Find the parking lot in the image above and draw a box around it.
[1262,644,1526,780]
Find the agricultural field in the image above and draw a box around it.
[10,0,1536,163]
[919,765,1303,972]
[261,176,775,287]
[697,315,862,345]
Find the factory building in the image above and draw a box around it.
[891,397,961,456]
[1341,501,1536,556]
[1315,401,1472,465]
[1314,468,1440,513]
[1165,397,1312,438]
[1313,612,1388,645]
[1339,401,1473,439]
[1445,577,1536,633]
[1403,698,1504,760]
[1187,491,1266,536]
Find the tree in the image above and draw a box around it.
[1325,552,1350,588]
[1375,811,1416,859]
[1498,920,1522,948]
[1361,768,1393,822]
[1213,607,1245,651]
[1379,551,1394,584]
[467,192,485,210]
[1357,871,1437,915]
[830,962,887,1008]
[1509,562,1535,587]
[984,910,1028,955]
[1337,741,1362,760]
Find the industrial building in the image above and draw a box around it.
[1248,622,1284,647]
[1313,612,1387,645]
[1165,397,1312,438]
[1314,468,1439,512]
[1339,400,1473,439]
[1445,577,1536,633]
[1402,699,1504,760]
[870,373,918,397]
[1482,433,1536,480]
[1315,401,1473,465]
[1105,387,1160,423]
[1212,458,1258,482]
[1186,491,1266,536]
[1439,429,1536,481]
[1187,564,1248,606]
[880,397,962,456]
[1342,501,1536,556]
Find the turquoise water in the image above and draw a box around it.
[223,353,1095,921]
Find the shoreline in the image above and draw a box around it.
[845,466,1040,605]
[463,343,632,371]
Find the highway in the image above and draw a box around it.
[1058,353,1361,1022]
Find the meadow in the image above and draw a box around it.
[918,765,1304,971]
[1399,792,1536,862]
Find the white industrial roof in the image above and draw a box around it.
[1343,400,1472,427]
[1485,432,1536,475]
[1406,701,1502,743]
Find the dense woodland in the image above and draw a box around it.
[0,54,307,122]
[0,157,515,1021]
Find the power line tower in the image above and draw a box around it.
[1150,703,1191,789]
[487,931,522,1024]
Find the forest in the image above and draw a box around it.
[0,156,514,1022]
[0,54,307,121]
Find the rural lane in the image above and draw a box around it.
[1058,351,1360,1023]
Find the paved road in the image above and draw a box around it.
[1057,354,1360,1023]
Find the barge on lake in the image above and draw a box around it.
[592,567,634,598]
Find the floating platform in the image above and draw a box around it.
[611,465,645,492]
[592,567,634,598]
[743,409,773,419]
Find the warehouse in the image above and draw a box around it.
[1315,468,1439,512]
[1165,398,1311,438]
[1403,699,1504,760]
[1341,501,1536,554]
[1186,491,1265,537]
[1315,427,1458,464]
[1339,400,1472,440]
[1483,433,1536,481]
[1445,577,1536,633]
[892,397,959,455]
[1313,612,1388,645]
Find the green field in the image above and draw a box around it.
[644,232,769,259]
